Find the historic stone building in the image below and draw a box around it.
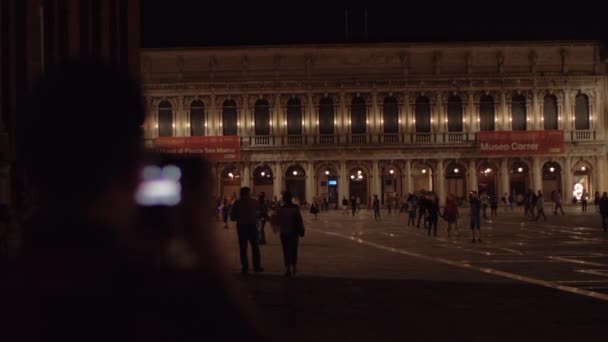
[141,41,608,206]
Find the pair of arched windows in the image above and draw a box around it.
[157,100,205,137]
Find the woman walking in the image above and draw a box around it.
[309,197,320,220]
[278,191,305,277]
[443,195,460,237]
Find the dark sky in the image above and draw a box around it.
[141,2,608,48]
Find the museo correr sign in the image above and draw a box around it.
[477,130,565,156]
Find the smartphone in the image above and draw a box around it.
[135,163,182,206]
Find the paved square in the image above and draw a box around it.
[219,206,608,341]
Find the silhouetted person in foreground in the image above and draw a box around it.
[277,191,305,277]
[599,192,608,233]
[231,187,264,275]
[5,61,267,341]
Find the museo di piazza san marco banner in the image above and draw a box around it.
[152,136,240,161]
[477,130,565,156]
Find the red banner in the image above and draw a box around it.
[152,136,240,161]
[478,130,564,156]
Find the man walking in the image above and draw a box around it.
[534,190,546,222]
[257,193,269,245]
[230,187,264,275]
[554,189,565,215]
[373,195,381,221]
[469,191,482,243]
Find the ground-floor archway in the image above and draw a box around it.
[220,165,241,201]
[412,161,433,193]
[541,161,562,202]
[252,164,273,199]
[381,164,402,205]
[572,160,593,202]
[315,164,339,206]
[285,164,306,204]
[477,161,497,196]
[348,167,368,204]
[509,160,530,205]
[445,161,467,202]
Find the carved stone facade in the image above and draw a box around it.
[142,41,608,206]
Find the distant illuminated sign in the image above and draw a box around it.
[328,180,337,186]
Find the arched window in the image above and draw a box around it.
[383,96,399,134]
[351,96,366,134]
[415,96,431,133]
[254,99,270,136]
[286,98,302,135]
[158,101,173,137]
[479,95,495,131]
[575,94,590,130]
[447,95,463,132]
[190,100,204,136]
[319,97,334,134]
[543,94,558,130]
[511,94,527,131]
[222,99,238,136]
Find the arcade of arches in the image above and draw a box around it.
[214,156,604,205]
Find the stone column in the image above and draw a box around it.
[339,92,346,135]
[532,157,542,192]
[305,162,315,203]
[372,160,381,200]
[500,91,508,131]
[403,160,412,195]
[468,159,478,192]
[307,93,314,137]
[402,93,409,133]
[339,160,348,201]
[144,97,155,140]
[532,90,539,130]
[274,94,282,136]
[176,95,183,136]
[598,155,607,192]
[501,158,510,196]
[436,159,445,206]
[372,90,378,135]
[273,162,283,200]
[242,163,251,188]
[209,94,216,136]
[564,157,573,200]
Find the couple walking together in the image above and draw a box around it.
[231,187,304,277]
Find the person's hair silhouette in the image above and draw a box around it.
[20,60,144,205]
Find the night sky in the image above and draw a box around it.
[141,2,608,48]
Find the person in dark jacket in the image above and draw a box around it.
[278,191,305,276]
[373,195,381,221]
[469,191,482,243]
[599,192,608,232]
[230,187,264,275]
[426,194,439,236]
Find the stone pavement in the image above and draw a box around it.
[219,206,608,341]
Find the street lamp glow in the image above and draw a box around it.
[350,175,355,179]
[389,169,394,174]
[325,170,330,175]
[518,167,523,173]
[581,166,586,171]
[549,167,555,173]
[358,175,363,179]
[357,170,362,175]
[422,169,426,174]
[228,172,234,178]
[293,170,298,176]
[454,168,459,173]
[261,171,265,177]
